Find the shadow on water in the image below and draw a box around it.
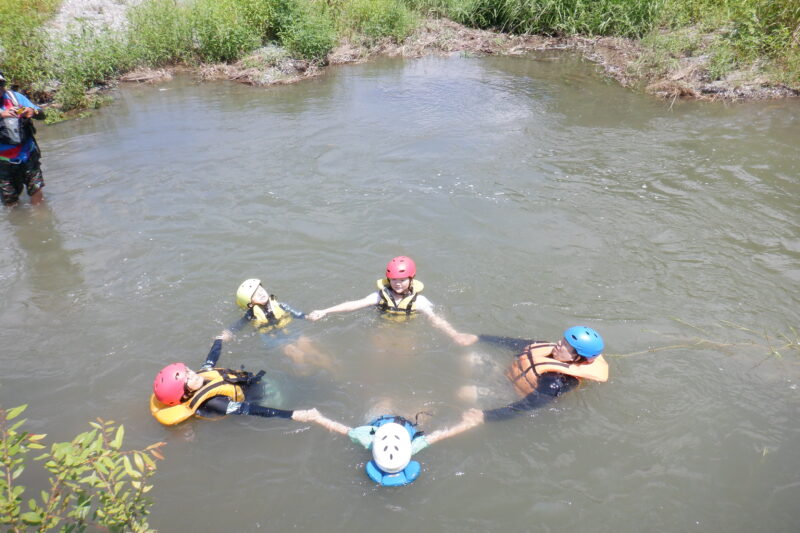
[3,204,84,313]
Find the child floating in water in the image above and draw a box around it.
[223,278,335,374]
[150,332,320,426]
[303,403,482,486]
[307,256,477,346]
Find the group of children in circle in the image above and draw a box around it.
[150,256,608,487]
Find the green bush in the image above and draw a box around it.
[0,0,59,99]
[729,0,800,59]
[421,0,666,37]
[50,26,134,110]
[192,0,265,63]
[339,0,417,43]
[126,0,195,66]
[278,0,338,61]
[0,404,165,532]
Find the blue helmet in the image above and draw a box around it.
[563,326,604,358]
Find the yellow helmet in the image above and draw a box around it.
[236,278,262,309]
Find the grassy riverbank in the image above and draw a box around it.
[0,0,797,113]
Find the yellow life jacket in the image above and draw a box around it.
[505,343,609,397]
[150,368,249,426]
[251,296,292,333]
[376,279,424,317]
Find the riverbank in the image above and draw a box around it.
[129,17,799,102]
[2,0,797,114]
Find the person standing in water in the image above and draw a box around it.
[0,70,46,207]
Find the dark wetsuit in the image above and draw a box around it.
[193,339,293,420]
[477,335,579,422]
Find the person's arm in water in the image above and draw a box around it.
[299,410,352,434]
[198,397,321,422]
[278,301,305,319]
[307,293,380,321]
[475,335,543,352]
[414,297,478,346]
[407,409,485,455]
[199,334,231,370]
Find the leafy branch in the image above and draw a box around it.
[0,404,166,533]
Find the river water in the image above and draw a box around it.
[2,53,799,532]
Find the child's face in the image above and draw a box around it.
[251,285,269,306]
[388,277,412,294]
[185,369,204,392]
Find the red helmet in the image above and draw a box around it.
[386,256,416,279]
[153,363,188,406]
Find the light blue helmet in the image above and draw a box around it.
[563,326,604,358]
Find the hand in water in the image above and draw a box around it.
[453,333,479,346]
[307,310,326,321]
[462,408,485,427]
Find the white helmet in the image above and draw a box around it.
[372,422,412,474]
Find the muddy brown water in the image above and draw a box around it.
[1,53,799,532]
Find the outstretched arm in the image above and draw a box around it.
[293,408,352,434]
[418,305,478,346]
[279,302,306,319]
[307,293,379,321]
[476,335,540,352]
[199,334,228,370]
[199,397,294,419]
[424,409,485,445]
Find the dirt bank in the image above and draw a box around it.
[152,19,798,101]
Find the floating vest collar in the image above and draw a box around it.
[251,296,292,332]
[376,279,424,316]
[366,459,421,487]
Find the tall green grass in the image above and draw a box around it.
[276,0,338,60]
[657,0,800,81]
[410,0,799,82]
[50,27,134,109]
[0,0,60,98]
[335,0,417,43]
[406,0,667,37]
[1,0,341,109]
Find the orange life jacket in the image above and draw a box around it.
[505,342,609,397]
[149,368,249,426]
